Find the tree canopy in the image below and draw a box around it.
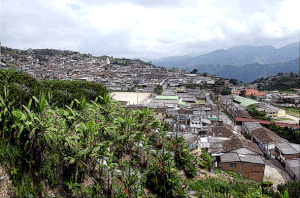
[229,78,238,85]
[154,85,163,95]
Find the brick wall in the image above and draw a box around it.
[240,162,264,182]
[284,153,300,160]
[275,147,300,160]
[221,162,241,173]
[221,161,265,182]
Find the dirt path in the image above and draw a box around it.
[263,159,292,186]
[0,166,10,198]
[285,114,299,123]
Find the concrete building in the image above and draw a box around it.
[242,122,262,135]
[106,57,110,65]
[251,127,283,157]
[257,103,286,118]
[275,141,300,163]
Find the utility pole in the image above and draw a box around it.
[185,116,187,132]
[136,86,139,105]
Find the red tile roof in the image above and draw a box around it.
[235,117,300,129]
[245,89,266,96]
[231,89,266,96]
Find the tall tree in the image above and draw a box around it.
[154,85,163,95]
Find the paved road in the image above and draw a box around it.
[286,114,299,122]
[276,114,300,124]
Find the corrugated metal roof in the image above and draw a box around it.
[276,142,299,155]
[238,154,265,164]
[151,99,178,104]
[178,101,186,105]
[155,95,178,100]
[284,159,300,178]
[232,94,260,107]
[243,122,263,132]
[221,153,265,164]
[235,117,300,129]
[290,143,300,152]
[221,153,240,163]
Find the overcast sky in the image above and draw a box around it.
[1,0,299,60]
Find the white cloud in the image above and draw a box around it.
[264,21,282,38]
[275,0,300,32]
[1,0,299,59]
[227,19,247,32]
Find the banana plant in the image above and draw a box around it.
[32,92,48,113]
[116,114,143,153]
[75,120,109,176]
[74,96,87,110]
[106,152,117,196]
[11,97,59,176]
[58,100,83,128]
[0,86,15,139]
[120,162,143,198]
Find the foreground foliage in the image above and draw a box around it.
[0,70,296,197]
[0,80,200,197]
[0,69,108,108]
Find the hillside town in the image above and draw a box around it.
[1,46,300,190]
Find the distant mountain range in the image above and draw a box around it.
[153,43,299,68]
[189,58,299,83]
[152,43,299,83]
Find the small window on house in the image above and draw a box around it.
[230,163,236,167]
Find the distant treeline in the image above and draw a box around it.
[252,71,300,91]
[0,69,108,108]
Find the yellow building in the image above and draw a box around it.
[257,103,286,118]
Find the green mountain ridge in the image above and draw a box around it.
[153,43,300,77]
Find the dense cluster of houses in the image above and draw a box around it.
[122,88,300,182]
[1,46,300,183]
[0,46,220,93]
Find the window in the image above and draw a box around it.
[230,163,236,167]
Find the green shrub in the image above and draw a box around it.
[278,181,300,198]
[199,149,213,169]
[188,177,270,198]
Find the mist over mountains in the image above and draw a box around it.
[152,43,299,83]
[191,58,299,83]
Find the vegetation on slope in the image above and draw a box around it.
[246,105,270,121]
[268,123,300,144]
[0,69,108,108]
[0,70,297,197]
[252,71,300,91]
[0,72,197,197]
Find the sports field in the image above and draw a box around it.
[110,92,152,105]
